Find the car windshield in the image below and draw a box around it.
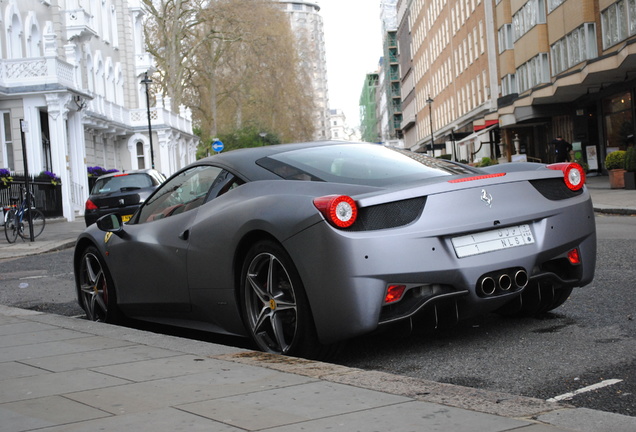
[92,173,154,194]
[257,144,474,186]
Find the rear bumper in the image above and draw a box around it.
[284,190,596,344]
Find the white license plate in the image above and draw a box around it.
[451,224,535,258]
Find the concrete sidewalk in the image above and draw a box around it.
[2,304,635,432]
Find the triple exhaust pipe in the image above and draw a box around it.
[478,268,528,297]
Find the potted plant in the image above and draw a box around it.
[624,146,636,190]
[37,171,62,186]
[0,168,12,188]
[605,150,626,189]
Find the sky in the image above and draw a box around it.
[318,0,384,128]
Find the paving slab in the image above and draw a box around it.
[0,395,110,432]
[178,380,411,430]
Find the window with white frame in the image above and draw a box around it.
[517,53,550,93]
[136,141,146,169]
[501,74,517,96]
[548,0,565,13]
[1,112,14,170]
[601,0,636,49]
[551,23,597,75]
[498,24,513,53]
[512,0,547,41]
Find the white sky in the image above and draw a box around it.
[318,0,383,128]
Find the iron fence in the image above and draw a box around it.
[0,175,63,218]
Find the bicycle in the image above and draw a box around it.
[4,186,46,243]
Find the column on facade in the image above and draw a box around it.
[44,93,74,221]
[21,96,45,172]
[67,109,88,215]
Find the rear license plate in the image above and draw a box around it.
[451,224,535,258]
[121,214,132,222]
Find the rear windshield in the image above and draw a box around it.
[257,144,474,186]
[92,173,155,194]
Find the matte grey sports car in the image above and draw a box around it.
[74,141,596,359]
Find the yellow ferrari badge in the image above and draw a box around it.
[104,231,113,244]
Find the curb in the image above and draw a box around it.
[593,207,636,216]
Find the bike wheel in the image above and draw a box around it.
[4,209,18,243]
[19,209,46,239]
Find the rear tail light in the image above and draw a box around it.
[547,163,586,191]
[313,195,358,228]
[85,199,98,211]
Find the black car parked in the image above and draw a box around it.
[85,169,165,226]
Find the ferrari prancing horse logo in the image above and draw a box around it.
[481,189,493,207]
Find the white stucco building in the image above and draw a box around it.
[0,0,197,221]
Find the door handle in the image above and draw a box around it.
[178,229,190,240]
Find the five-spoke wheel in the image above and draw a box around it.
[240,240,330,358]
[77,246,118,323]
[242,247,299,354]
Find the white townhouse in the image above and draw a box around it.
[0,0,198,221]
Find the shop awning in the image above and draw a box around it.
[455,123,498,146]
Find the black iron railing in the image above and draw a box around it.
[0,176,63,218]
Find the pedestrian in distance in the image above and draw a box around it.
[552,136,572,162]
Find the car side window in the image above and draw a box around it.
[137,165,223,223]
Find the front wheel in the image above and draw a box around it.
[19,209,46,239]
[240,240,337,359]
[77,246,120,323]
[4,209,18,243]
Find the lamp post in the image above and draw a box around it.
[426,96,434,155]
[141,72,155,169]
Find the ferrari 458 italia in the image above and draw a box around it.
[74,141,596,359]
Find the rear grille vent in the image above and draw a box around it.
[347,197,426,231]
[530,179,583,200]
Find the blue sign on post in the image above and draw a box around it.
[212,140,224,153]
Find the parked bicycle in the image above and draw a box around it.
[4,186,46,243]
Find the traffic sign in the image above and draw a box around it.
[212,140,224,153]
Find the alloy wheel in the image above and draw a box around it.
[244,252,298,354]
[79,251,110,322]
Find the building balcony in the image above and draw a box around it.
[63,6,98,40]
[0,57,78,90]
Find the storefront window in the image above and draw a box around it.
[603,92,633,150]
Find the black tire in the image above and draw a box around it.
[77,246,120,323]
[4,209,18,243]
[240,240,338,359]
[497,282,574,316]
[19,209,46,239]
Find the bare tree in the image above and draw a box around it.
[144,0,316,144]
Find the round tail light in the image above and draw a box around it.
[547,162,586,191]
[313,195,358,228]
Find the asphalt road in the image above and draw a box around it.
[0,214,634,418]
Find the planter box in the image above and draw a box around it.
[625,171,636,190]
[609,169,626,189]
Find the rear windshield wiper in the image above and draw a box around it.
[120,187,141,191]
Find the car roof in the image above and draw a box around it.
[95,169,162,180]
[197,140,367,181]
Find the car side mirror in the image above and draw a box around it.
[96,213,123,233]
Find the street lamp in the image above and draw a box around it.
[141,71,155,169]
[426,96,434,155]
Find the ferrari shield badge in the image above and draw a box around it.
[104,231,113,244]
